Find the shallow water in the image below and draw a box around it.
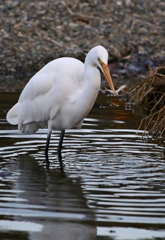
[0,92,165,240]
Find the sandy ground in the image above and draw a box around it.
[0,0,165,91]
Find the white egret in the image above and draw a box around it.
[6,45,116,169]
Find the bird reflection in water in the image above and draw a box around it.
[13,155,96,240]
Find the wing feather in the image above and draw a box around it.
[16,58,84,132]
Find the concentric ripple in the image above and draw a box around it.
[0,92,165,240]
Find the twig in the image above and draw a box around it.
[61,1,100,21]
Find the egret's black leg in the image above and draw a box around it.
[57,130,65,170]
[45,130,52,167]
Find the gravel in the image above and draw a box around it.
[0,0,165,91]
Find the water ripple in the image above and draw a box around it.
[0,93,165,240]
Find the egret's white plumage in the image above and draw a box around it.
[7,46,116,169]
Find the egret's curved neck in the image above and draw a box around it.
[84,53,99,85]
[84,63,100,86]
[81,57,101,111]
[84,50,98,69]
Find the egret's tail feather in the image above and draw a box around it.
[6,103,19,125]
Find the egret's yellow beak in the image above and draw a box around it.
[99,59,116,96]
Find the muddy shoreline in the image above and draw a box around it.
[0,0,165,91]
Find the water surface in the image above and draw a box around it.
[0,92,165,240]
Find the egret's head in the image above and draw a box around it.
[88,46,116,95]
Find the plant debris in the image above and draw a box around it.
[131,65,165,137]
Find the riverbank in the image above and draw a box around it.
[0,0,164,91]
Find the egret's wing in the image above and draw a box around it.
[18,64,60,128]
[19,64,57,102]
[17,58,84,131]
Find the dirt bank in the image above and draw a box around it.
[0,0,165,91]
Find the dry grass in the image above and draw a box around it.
[131,65,165,138]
